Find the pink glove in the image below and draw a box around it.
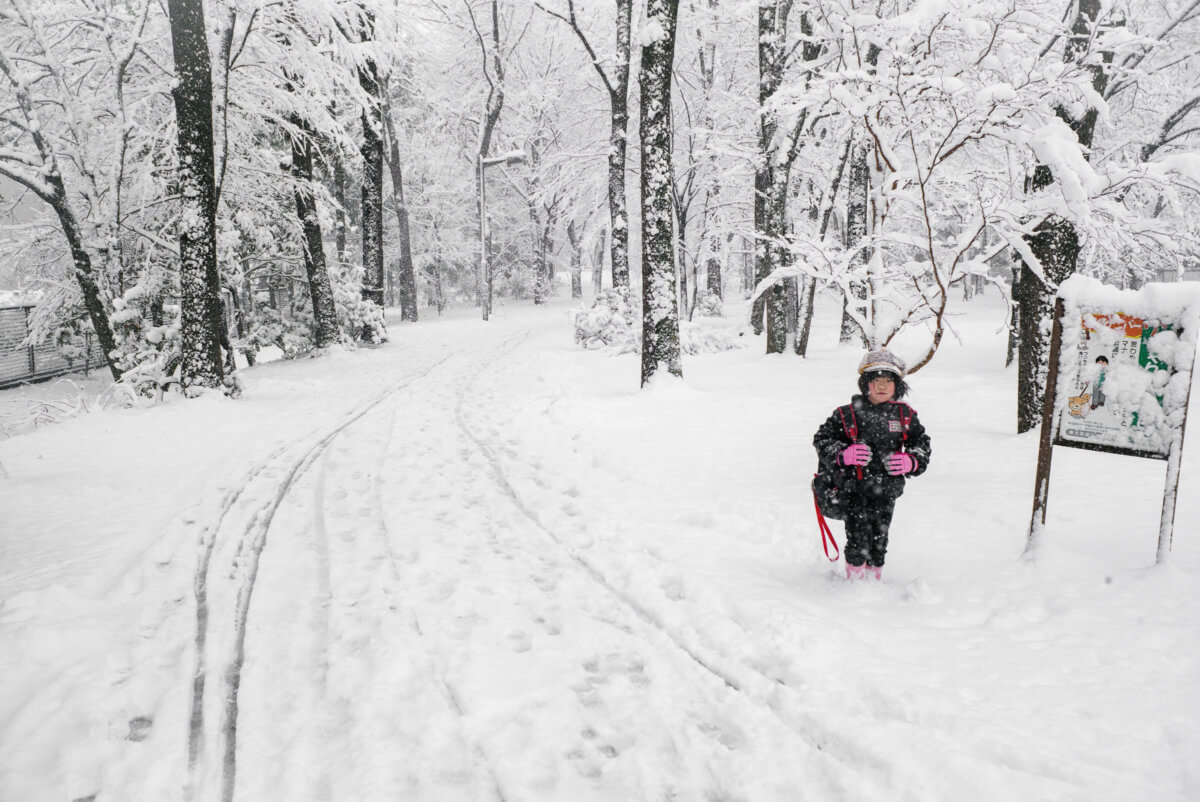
[841,443,872,467]
[886,453,916,475]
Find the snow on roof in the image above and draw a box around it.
[0,290,40,310]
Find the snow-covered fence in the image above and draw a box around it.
[0,302,107,390]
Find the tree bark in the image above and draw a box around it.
[472,0,505,319]
[756,0,794,353]
[289,116,340,348]
[1006,266,1020,368]
[568,220,583,299]
[592,226,606,295]
[699,0,722,306]
[795,275,815,355]
[52,180,123,381]
[705,238,722,301]
[841,135,871,347]
[751,168,769,335]
[358,31,386,335]
[382,97,418,322]
[333,150,348,264]
[533,214,555,305]
[639,0,683,386]
[608,3,632,292]
[167,0,225,389]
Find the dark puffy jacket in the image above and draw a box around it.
[813,395,932,500]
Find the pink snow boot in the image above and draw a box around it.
[867,565,882,581]
[845,563,867,581]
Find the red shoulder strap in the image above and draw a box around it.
[836,405,862,480]
[837,404,858,441]
[893,402,912,441]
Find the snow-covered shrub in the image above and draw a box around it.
[238,304,312,358]
[680,319,748,354]
[0,378,141,436]
[572,287,635,351]
[332,263,388,345]
[694,290,723,318]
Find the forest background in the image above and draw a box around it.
[1,0,1198,428]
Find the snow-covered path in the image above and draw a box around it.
[2,296,1198,802]
[211,327,846,801]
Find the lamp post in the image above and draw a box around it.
[478,150,526,321]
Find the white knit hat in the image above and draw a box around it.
[858,349,906,377]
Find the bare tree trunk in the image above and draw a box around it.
[676,191,689,318]
[607,12,632,294]
[751,169,768,335]
[795,275,815,355]
[705,238,722,300]
[841,134,871,347]
[1006,266,1020,368]
[289,116,340,348]
[333,151,348,263]
[471,0,505,319]
[639,0,682,386]
[51,182,122,381]
[382,95,418,322]
[699,0,721,307]
[167,0,225,390]
[568,220,584,299]
[756,0,794,354]
[358,16,386,342]
[592,226,606,295]
[534,218,556,304]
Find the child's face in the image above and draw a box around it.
[867,372,896,404]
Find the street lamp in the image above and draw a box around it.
[478,150,526,321]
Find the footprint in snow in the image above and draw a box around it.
[661,576,686,601]
[566,727,622,778]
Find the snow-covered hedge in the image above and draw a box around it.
[571,288,636,352]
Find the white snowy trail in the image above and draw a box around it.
[206,329,849,801]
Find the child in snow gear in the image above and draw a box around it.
[812,349,932,580]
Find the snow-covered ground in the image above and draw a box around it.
[2,289,1197,802]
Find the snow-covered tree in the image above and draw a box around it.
[537,0,634,291]
[745,0,1197,387]
[167,0,226,390]
[640,0,684,385]
[383,84,419,322]
[0,0,163,381]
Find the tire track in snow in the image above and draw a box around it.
[254,331,531,801]
[184,354,452,802]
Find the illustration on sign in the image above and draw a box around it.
[1056,312,1178,457]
